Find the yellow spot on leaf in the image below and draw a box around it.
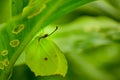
[10,39,20,47]
[3,58,9,67]
[27,4,46,19]
[12,24,24,34]
[0,61,4,70]
[1,50,8,56]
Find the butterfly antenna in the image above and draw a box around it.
[48,26,58,36]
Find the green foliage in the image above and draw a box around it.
[10,64,34,80]
[35,75,65,80]
[52,16,120,80]
[0,0,95,80]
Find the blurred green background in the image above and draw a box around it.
[10,0,120,80]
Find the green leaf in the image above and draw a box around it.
[0,0,11,23]
[10,64,35,80]
[51,16,120,80]
[25,37,67,77]
[12,0,29,16]
[35,75,65,80]
[0,0,95,79]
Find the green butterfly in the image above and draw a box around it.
[25,27,67,77]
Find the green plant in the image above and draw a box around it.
[0,0,95,80]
